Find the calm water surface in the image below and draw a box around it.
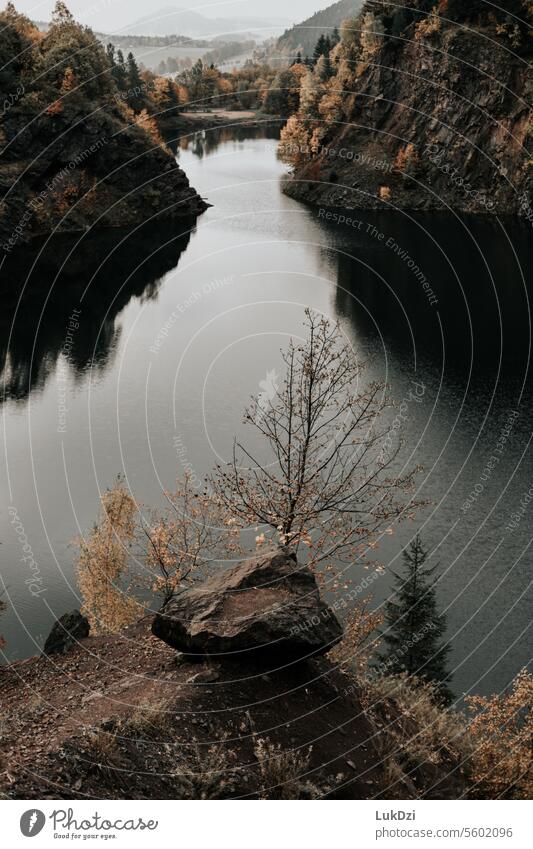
[1,124,531,701]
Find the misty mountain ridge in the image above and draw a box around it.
[121,5,290,39]
[277,0,364,56]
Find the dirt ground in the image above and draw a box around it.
[0,618,383,799]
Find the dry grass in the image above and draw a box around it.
[253,737,319,799]
[173,735,236,799]
[83,728,127,778]
[122,695,173,740]
[360,672,471,798]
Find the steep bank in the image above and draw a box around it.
[0,618,384,800]
[0,6,207,252]
[281,2,533,217]
[0,550,470,801]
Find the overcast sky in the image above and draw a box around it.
[13,0,329,31]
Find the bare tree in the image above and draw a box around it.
[211,310,420,573]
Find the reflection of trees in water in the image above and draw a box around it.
[329,213,533,375]
[166,123,281,159]
[0,224,191,403]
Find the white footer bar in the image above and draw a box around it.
[2,799,530,848]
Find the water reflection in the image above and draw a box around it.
[166,121,281,159]
[0,223,191,404]
[324,211,533,379]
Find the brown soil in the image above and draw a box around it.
[0,618,382,800]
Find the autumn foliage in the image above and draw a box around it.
[77,480,142,633]
[466,670,532,799]
[77,474,238,632]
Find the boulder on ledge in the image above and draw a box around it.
[151,548,342,661]
[43,609,90,656]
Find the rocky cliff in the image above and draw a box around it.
[281,1,533,217]
[0,6,207,252]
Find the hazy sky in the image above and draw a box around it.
[13,0,329,31]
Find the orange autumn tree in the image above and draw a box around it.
[77,479,141,633]
[466,669,533,799]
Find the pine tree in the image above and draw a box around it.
[313,34,327,65]
[127,51,142,89]
[113,49,128,91]
[106,42,115,68]
[378,534,453,703]
[126,51,144,110]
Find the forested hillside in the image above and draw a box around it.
[0,2,206,251]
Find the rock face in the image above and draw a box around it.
[0,12,207,251]
[282,3,533,217]
[152,549,342,661]
[43,610,90,656]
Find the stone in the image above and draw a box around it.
[186,668,220,684]
[43,610,90,656]
[152,548,342,661]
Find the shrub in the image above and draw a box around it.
[329,599,383,674]
[77,478,142,633]
[466,669,532,799]
[414,7,442,40]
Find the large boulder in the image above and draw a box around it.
[152,549,342,661]
[43,610,90,656]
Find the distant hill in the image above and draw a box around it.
[123,5,289,40]
[34,23,209,49]
[277,0,364,58]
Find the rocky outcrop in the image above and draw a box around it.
[0,9,207,252]
[43,610,90,655]
[152,548,343,660]
[282,4,533,217]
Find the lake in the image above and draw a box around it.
[0,122,531,703]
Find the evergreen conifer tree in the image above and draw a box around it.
[313,34,327,64]
[126,51,144,109]
[378,534,453,704]
[127,51,142,87]
[113,49,128,91]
